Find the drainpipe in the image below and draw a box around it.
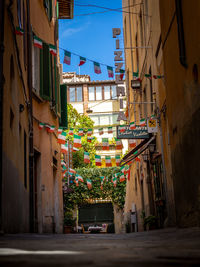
[0,0,5,233]
[26,0,34,233]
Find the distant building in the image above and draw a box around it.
[63,72,128,166]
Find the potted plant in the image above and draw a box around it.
[144,215,158,230]
[64,211,76,234]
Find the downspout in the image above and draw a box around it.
[26,0,34,233]
[0,0,5,233]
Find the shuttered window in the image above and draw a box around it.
[40,42,51,100]
[60,84,68,129]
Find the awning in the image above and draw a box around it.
[120,136,155,166]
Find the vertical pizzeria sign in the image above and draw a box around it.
[112,28,127,122]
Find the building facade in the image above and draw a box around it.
[0,0,73,233]
[63,72,128,166]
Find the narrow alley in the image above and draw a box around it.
[0,228,200,266]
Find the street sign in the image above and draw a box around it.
[116,125,149,139]
[147,119,158,133]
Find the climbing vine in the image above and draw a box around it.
[63,167,126,211]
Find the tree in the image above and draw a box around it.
[67,104,96,168]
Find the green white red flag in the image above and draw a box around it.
[69,128,74,135]
[145,74,152,79]
[99,128,103,135]
[129,139,136,148]
[49,44,57,56]
[115,138,123,150]
[57,132,67,144]
[15,26,24,35]
[33,36,43,49]
[86,179,92,189]
[105,156,112,167]
[119,173,126,182]
[112,175,117,187]
[107,66,114,78]
[73,134,82,148]
[94,62,101,74]
[87,129,93,136]
[95,155,101,166]
[84,152,90,163]
[69,168,76,174]
[87,136,93,143]
[130,121,136,130]
[102,138,109,150]
[73,147,79,152]
[78,128,84,136]
[63,50,71,64]
[78,56,86,66]
[46,125,55,133]
[139,118,146,126]
[100,176,105,190]
[57,127,63,134]
[119,125,126,133]
[38,122,45,130]
[108,126,113,134]
[120,69,125,80]
[61,144,68,154]
[75,174,84,182]
[153,75,163,79]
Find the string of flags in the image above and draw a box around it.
[15,27,164,80]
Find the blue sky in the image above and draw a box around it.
[59,0,123,81]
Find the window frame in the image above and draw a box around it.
[69,86,83,102]
[88,84,117,101]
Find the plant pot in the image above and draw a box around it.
[64,226,72,234]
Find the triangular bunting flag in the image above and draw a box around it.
[73,134,82,148]
[115,155,121,166]
[107,66,114,78]
[63,50,71,65]
[79,56,86,66]
[86,179,92,189]
[49,44,57,56]
[105,156,112,167]
[119,125,126,133]
[99,128,104,135]
[84,152,90,163]
[15,26,24,35]
[78,128,84,136]
[102,138,109,150]
[57,132,67,144]
[87,129,93,136]
[108,126,113,134]
[95,155,101,166]
[139,118,146,126]
[61,144,68,154]
[120,69,125,80]
[38,122,45,130]
[33,36,43,49]
[115,138,123,150]
[57,127,63,134]
[46,125,55,133]
[130,121,136,130]
[94,62,101,74]
[68,128,74,136]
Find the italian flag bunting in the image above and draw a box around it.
[100,176,105,190]
[115,138,123,150]
[87,129,93,136]
[133,71,139,78]
[73,134,82,148]
[120,69,125,80]
[120,166,126,173]
[46,125,55,133]
[112,176,117,187]
[38,122,45,130]
[84,152,90,164]
[78,56,86,66]
[73,147,79,152]
[99,128,104,135]
[94,62,101,74]
[102,138,109,150]
[107,66,114,78]
[68,128,74,136]
[86,179,92,190]
[49,44,57,56]
[119,125,126,133]
[15,26,24,35]
[108,126,113,134]
[145,74,152,79]
[57,132,67,144]
[74,176,79,187]
[95,155,101,166]
[130,121,136,130]
[75,174,84,182]
[87,136,93,143]
[115,155,121,166]
[119,173,126,182]
[105,156,112,167]
[153,75,163,79]
[57,127,63,134]
[61,144,68,154]
[78,128,84,136]
[139,118,146,126]
[61,160,66,167]
[69,168,76,174]
[64,50,71,65]
[33,36,43,49]
[129,139,136,148]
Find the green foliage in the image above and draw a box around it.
[66,104,97,167]
[144,215,158,227]
[64,211,76,226]
[64,167,126,211]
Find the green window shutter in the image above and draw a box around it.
[60,84,68,129]
[40,42,51,100]
[49,0,52,21]
[54,56,60,114]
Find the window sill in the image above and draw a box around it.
[32,90,44,103]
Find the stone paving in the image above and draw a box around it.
[0,227,200,266]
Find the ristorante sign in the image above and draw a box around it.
[112,28,127,122]
[116,125,149,139]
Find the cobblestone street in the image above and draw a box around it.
[0,228,200,266]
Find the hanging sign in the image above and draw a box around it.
[116,125,149,139]
[147,119,158,133]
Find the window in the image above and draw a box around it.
[69,87,75,102]
[69,87,83,102]
[96,86,102,100]
[89,113,119,126]
[77,87,83,101]
[44,0,52,21]
[111,85,117,99]
[88,87,95,101]
[104,86,110,100]
[32,45,40,95]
